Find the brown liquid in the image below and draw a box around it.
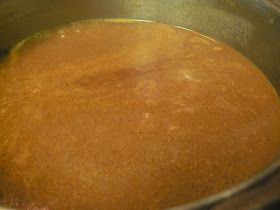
[0,19,280,210]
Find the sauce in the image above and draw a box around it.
[0,19,280,210]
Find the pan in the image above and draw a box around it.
[0,0,280,209]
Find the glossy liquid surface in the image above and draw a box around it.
[0,20,280,210]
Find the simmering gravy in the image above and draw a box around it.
[0,19,280,210]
